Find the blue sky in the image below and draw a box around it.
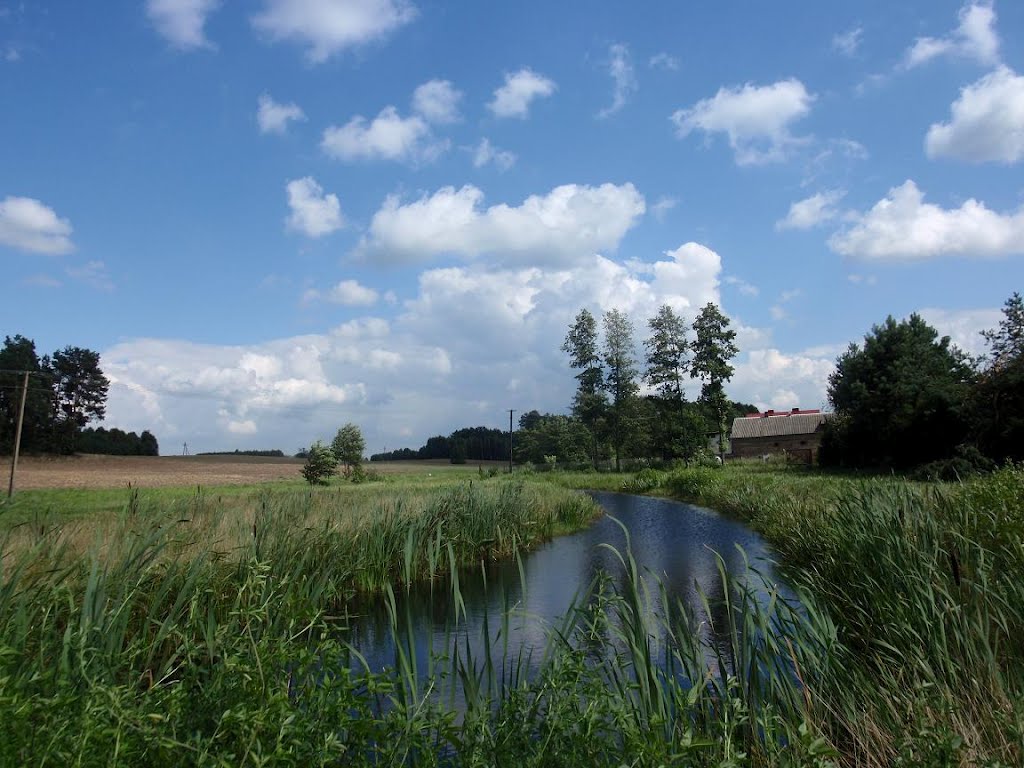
[2,0,1022,453]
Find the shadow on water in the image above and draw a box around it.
[339,491,801,683]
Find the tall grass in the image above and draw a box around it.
[2,467,1022,764]
[0,469,837,766]
[589,461,1024,765]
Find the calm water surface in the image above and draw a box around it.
[344,491,797,673]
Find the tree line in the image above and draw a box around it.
[77,427,159,456]
[199,449,285,458]
[370,426,510,464]
[821,292,1023,475]
[554,302,744,470]
[0,335,136,455]
[369,303,748,470]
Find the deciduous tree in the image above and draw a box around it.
[645,305,702,461]
[602,308,640,471]
[302,441,337,485]
[823,314,974,469]
[331,423,366,476]
[691,303,738,460]
[969,293,1024,462]
[562,309,607,466]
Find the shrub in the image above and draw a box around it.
[912,444,996,482]
[664,466,720,498]
[300,441,337,485]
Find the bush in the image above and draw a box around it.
[620,467,664,493]
[300,441,337,486]
[664,466,721,498]
[912,444,996,482]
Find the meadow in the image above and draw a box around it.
[0,459,1020,765]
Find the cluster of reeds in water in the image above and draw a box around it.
[0,469,1022,765]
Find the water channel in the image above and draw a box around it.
[344,491,800,679]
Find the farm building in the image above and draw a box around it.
[729,408,831,464]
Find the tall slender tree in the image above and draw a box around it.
[645,305,689,403]
[645,304,703,460]
[562,309,607,466]
[691,303,739,461]
[602,308,640,471]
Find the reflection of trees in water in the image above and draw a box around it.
[338,492,795,691]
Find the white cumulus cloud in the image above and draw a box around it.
[146,0,219,49]
[412,79,462,124]
[285,177,344,238]
[252,0,417,63]
[904,1,1000,68]
[776,190,846,230]
[321,106,444,163]
[829,180,1024,261]
[0,195,74,255]
[732,349,835,412]
[257,93,306,134]
[919,306,1003,358]
[926,67,1024,164]
[488,68,557,119]
[671,78,814,165]
[357,182,645,266]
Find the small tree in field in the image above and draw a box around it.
[331,423,366,477]
[301,441,337,485]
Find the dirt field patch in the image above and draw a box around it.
[8,455,506,490]
[9,455,305,490]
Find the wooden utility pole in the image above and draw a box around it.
[508,409,515,474]
[7,371,29,499]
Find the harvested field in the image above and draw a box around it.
[7,454,506,490]
[10,454,304,490]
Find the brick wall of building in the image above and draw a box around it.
[731,433,824,463]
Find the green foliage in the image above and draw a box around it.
[300,440,337,485]
[644,303,690,401]
[331,422,366,475]
[823,314,974,469]
[691,303,739,458]
[1,335,152,457]
[76,426,160,455]
[912,443,997,481]
[449,437,467,464]
[620,467,664,492]
[968,292,1024,463]
[49,345,110,453]
[371,426,510,462]
[514,412,592,466]
[562,308,608,466]
[602,308,641,471]
[0,335,53,452]
[665,465,722,497]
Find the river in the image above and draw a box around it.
[341,491,798,680]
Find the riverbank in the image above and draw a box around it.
[3,464,1021,765]
[547,461,1024,766]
